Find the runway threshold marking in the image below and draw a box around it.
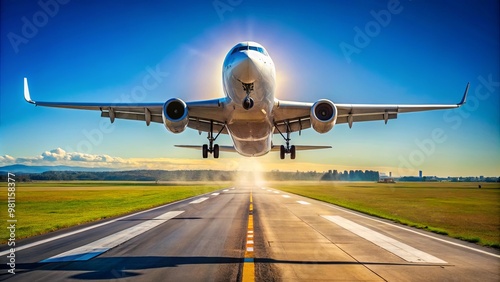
[40,211,184,263]
[319,202,500,259]
[242,191,255,282]
[190,197,209,204]
[0,191,220,256]
[322,215,447,264]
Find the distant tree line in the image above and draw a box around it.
[27,170,235,182]
[320,170,379,181]
[0,170,325,182]
[2,169,496,183]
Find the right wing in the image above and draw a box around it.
[273,83,469,132]
[23,78,227,133]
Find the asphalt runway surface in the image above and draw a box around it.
[1,186,499,281]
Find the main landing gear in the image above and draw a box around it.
[203,120,225,159]
[275,122,296,160]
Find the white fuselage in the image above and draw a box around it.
[221,42,276,157]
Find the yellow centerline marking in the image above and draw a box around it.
[242,190,255,282]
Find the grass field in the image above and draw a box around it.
[273,181,500,249]
[0,182,225,244]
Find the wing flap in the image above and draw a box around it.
[101,111,163,123]
[336,113,397,124]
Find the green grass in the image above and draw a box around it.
[0,182,225,243]
[274,182,500,249]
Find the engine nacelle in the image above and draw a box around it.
[310,99,337,134]
[162,98,188,133]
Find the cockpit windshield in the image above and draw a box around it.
[231,45,268,56]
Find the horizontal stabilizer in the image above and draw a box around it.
[271,145,332,151]
[175,145,236,152]
[176,145,331,153]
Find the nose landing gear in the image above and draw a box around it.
[242,97,254,110]
[241,82,254,110]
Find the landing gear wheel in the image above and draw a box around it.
[213,144,220,159]
[280,145,285,160]
[290,145,296,160]
[202,144,208,159]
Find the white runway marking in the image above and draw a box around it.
[223,189,229,192]
[0,196,191,256]
[282,195,291,198]
[190,197,209,204]
[297,201,310,205]
[319,202,500,259]
[41,211,184,263]
[273,191,280,194]
[211,193,220,196]
[322,215,446,264]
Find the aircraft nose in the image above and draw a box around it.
[231,51,260,84]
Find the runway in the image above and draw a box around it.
[1,186,499,281]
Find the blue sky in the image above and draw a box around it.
[1,0,499,176]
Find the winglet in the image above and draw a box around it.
[458,82,469,106]
[24,77,35,104]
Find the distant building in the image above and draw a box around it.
[419,170,423,178]
[378,173,395,183]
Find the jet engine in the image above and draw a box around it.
[310,99,337,133]
[162,98,189,133]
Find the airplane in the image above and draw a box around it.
[23,41,469,160]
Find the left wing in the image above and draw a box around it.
[273,83,469,132]
[23,78,226,132]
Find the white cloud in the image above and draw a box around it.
[0,148,132,168]
[0,155,15,164]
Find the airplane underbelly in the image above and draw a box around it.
[227,121,271,140]
[232,138,272,157]
[227,121,272,157]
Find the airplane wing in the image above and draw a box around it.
[273,83,469,132]
[23,78,226,133]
